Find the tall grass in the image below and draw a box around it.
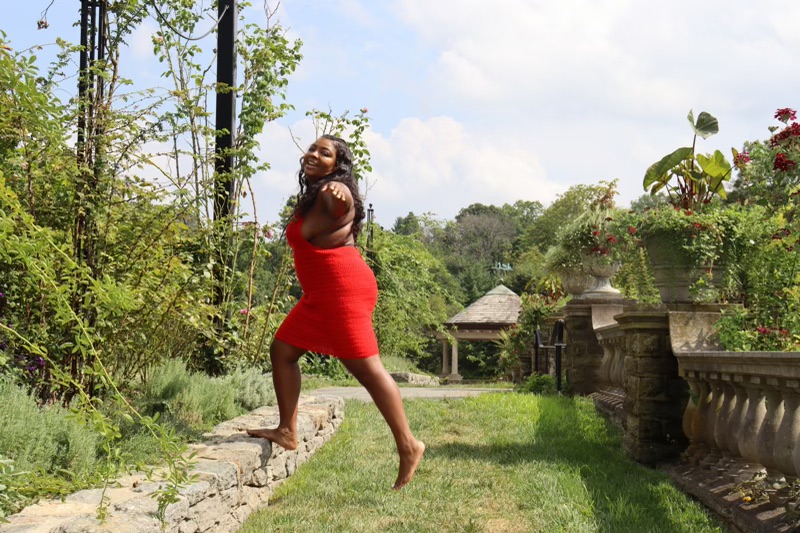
[240,394,725,533]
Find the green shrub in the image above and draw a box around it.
[139,360,275,431]
[516,373,558,396]
[0,381,98,477]
[225,366,276,411]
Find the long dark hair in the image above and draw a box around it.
[292,134,365,239]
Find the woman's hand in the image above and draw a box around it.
[320,181,352,219]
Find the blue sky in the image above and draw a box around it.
[5,1,800,227]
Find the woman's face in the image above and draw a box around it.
[303,138,337,181]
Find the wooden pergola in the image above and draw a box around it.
[434,285,521,381]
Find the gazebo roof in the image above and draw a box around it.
[445,285,521,330]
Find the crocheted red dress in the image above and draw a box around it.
[274,216,379,359]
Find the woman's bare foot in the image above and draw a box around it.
[245,427,298,451]
[392,439,425,490]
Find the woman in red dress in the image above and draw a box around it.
[247,135,425,490]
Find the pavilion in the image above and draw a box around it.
[434,285,521,381]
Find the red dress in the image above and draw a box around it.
[274,216,380,359]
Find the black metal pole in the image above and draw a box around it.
[208,0,237,374]
[213,0,237,224]
[366,203,374,245]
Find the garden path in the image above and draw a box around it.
[313,386,511,402]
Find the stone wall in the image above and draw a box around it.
[0,395,344,533]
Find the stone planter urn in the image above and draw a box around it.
[643,232,726,304]
[560,270,594,297]
[577,257,621,300]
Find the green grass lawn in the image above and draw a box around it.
[239,394,726,533]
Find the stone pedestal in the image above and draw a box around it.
[617,304,688,465]
[563,298,623,395]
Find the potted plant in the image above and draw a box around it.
[638,110,753,303]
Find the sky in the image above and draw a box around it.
[5,0,800,228]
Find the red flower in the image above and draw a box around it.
[627,226,637,235]
[774,153,797,172]
[592,231,600,236]
[775,108,797,123]
[606,235,617,244]
[757,326,771,335]
[780,328,791,336]
[690,234,696,239]
[692,222,703,229]
[684,210,693,216]
[734,151,751,167]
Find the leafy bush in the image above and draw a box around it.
[0,456,26,521]
[516,374,558,395]
[299,353,350,381]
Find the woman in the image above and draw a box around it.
[246,134,425,490]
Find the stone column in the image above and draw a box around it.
[563,299,621,394]
[441,339,451,376]
[616,304,688,465]
[448,339,462,381]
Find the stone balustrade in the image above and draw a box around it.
[676,350,800,480]
[0,395,344,533]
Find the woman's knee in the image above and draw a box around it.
[270,339,304,365]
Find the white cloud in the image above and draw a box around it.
[394,0,800,120]
[249,115,557,225]
[129,19,157,60]
[357,117,556,222]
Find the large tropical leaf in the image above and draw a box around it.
[643,146,693,190]
[696,150,732,180]
[688,110,719,139]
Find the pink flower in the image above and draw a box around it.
[757,326,771,335]
[239,308,249,315]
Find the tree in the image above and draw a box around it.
[520,183,615,253]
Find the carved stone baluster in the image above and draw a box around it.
[726,378,749,460]
[682,374,701,462]
[700,375,724,468]
[598,340,613,385]
[756,380,784,475]
[739,377,768,472]
[611,341,625,386]
[776,382,800,477]
[714,380,737,469]
[689,375,713,464]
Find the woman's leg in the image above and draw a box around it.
[339,355,425,490]
[246,339,306,450]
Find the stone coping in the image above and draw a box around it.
[0,395,344,533]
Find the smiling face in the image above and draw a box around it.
[302,137,338,181]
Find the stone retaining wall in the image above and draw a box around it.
[0,395,344,533]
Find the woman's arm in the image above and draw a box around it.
[320,181,353,219]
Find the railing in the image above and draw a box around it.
[533,319,566,392]
[595,324,625,388]
[677,351,800,479]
